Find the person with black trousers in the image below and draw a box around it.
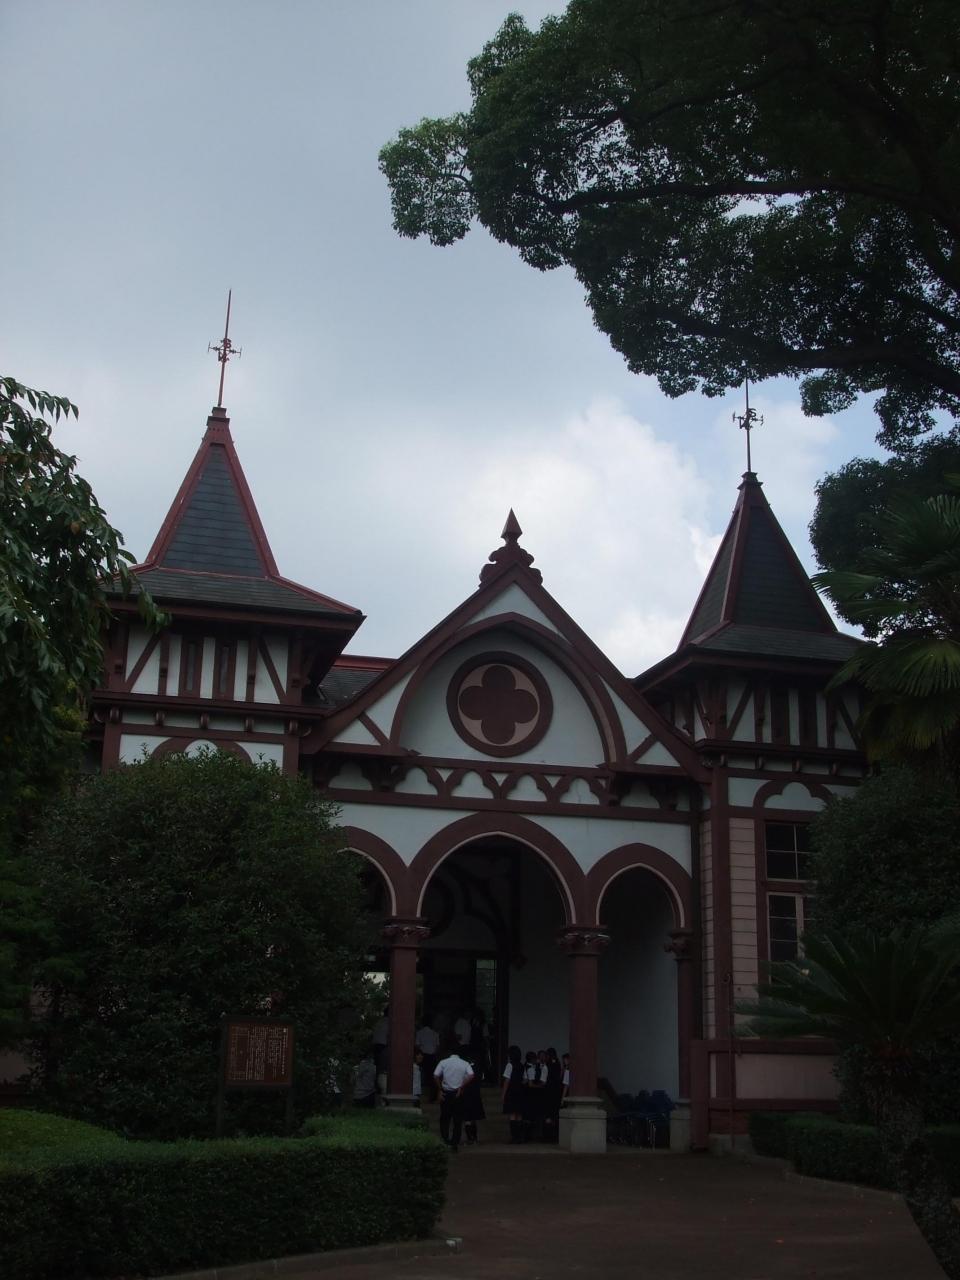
[501,1044,525,1143]
[433,1039,474,1153]
[460,1049,486,1144]
[542,1047,563,1143]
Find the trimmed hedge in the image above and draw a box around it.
[0,1109,125,1163]
[0,1111,446,1279]
[747,1111,795,1158]
[756,1113,960,1193]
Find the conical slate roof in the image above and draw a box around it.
[675,471,858,664]
[124,407,363,623]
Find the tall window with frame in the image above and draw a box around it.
[764,821,815,962]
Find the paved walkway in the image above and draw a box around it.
[337,1149,941,1279]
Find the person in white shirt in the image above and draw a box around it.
[453,1011,472,1048]
[415,1019,440,1101]
[433,1041,475,1151]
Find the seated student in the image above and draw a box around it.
[433,1039,474,1152]
[353,1047,377,1108]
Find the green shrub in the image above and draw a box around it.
[0,1109,124,1164]
[747,1111,794,1158]
[786,1114,960,1193]
[0,1112,446,1279]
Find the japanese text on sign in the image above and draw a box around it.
[223,1020,293,1088]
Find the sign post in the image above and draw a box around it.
[216,1016,295,1136]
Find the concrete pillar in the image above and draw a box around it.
[557,926,610,1153]
[381,917,429,1110]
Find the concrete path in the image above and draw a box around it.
[336,1150,942,1279]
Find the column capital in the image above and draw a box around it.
[664,927,695,961]
[557,926,611,957]
[381,916,430,949]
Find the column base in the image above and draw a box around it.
[382,1093,421,1114]
[669,1101,691,1152]
[559,1097,607,1153]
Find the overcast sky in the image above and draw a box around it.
[3,1,887,673]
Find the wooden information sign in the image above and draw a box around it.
[223,1018,294,1088]
[216,1017,295,1135]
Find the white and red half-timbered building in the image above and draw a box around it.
[85,399,864,1151]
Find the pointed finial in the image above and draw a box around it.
[502,509,522,542]
[208,290,242,410]
[480,510,542,585]
[732,377,763,474]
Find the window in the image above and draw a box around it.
[180,639,201,696]
[214,639,234,698]
[768,893,815,962]
[764,821,811,880]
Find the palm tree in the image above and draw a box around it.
[739,924,960,1278]
[812,486,960,762]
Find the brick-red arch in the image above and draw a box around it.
[338,827,411,917]
[753,778,834,809]
[586,844,691,930]
[409,813,586,924]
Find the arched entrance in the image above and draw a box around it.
[598,867,679,1097]
[417,835,570,1079]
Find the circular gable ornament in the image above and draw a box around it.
[446,651,553,757]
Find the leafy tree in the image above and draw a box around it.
[380,0,960,448]
[26,750,378,1139]
[812,485,960,759]
[740,925,960,1279]
[811,434,960,634]
[809,767,960,1123]
[0,375,161,753]
[1,375,161,1052]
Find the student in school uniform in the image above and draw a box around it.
[542,1047,563,1143]
[433,1039,475,1152]
[501,1044,525,1143]
[521,1049,544,1141]
[561,1053,571,1102]
[415,1018,441,1101]
[460,1049,486,1144]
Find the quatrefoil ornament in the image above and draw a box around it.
[447,652,553,757]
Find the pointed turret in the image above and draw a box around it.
[638,471,860,690]
[127,406,362,625]
[680,471,835,646]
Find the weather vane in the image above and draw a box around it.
[733,378,762,473]
[208,290,241,409]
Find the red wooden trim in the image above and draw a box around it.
[627,731,656,763]
[322,785,693,822]
[408,813,587,924]
[726,680,753,741]
[158,632,170,697]
[358,713,390,746]
[753,777,834,807]
[258,637,286,702]
[586,843,692,930]
[122,633,161,694]
[710,770,733,1038]
[337,827,410,916]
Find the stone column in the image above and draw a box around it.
[557,926,610,1153]
[381,917,430,1110]
[665,927,696,1150]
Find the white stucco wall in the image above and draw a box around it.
[598,868,678,1096]
[394,630,605,766]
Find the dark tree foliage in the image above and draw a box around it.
[809,767,960,1124]
[811,434,960,635]
[27,750,378,1139]
[380,1,960,448]
[0,375,161,1050]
